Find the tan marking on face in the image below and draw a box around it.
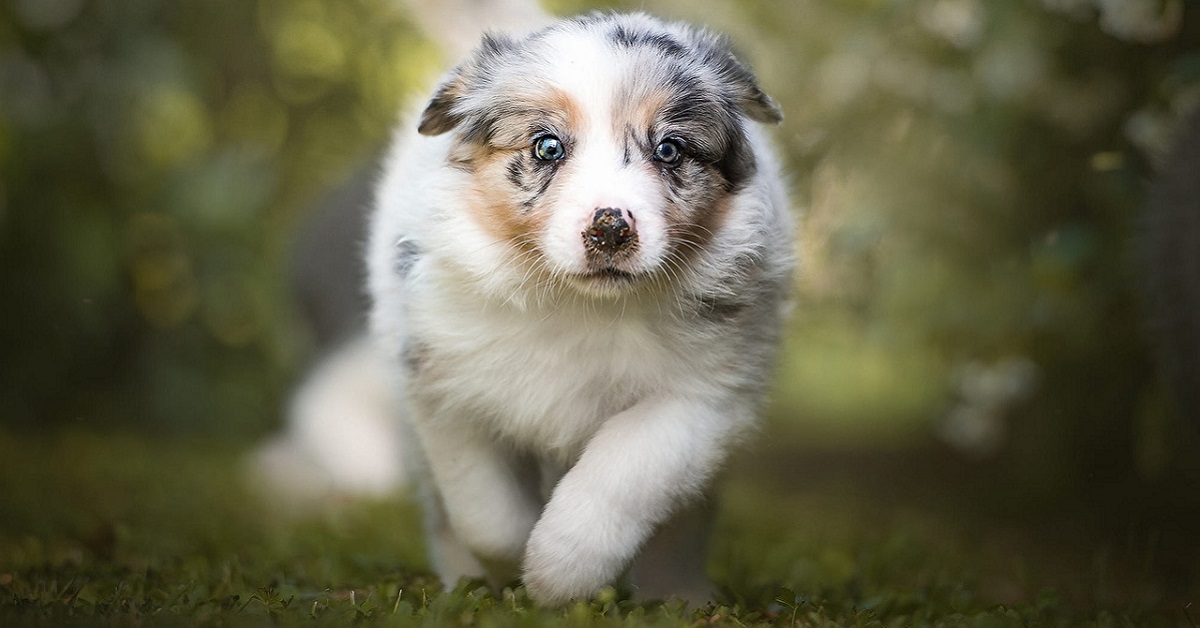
[462,149,550,248]
[546,87,587,136]
[447,141,490,172]
[452,88,587,254]
[616,86,672,141]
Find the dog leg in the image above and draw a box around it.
[410,413,542,588]
[421,484,490,585]
[522,396,746,606]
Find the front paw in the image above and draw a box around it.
[522,504,638,606]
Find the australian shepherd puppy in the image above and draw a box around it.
[363,11,792,606]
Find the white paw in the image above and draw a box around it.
[521,497,641,606]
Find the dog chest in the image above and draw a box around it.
[408,302,673,454]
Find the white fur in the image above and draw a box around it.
[252,339,407,501]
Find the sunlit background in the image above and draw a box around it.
[2,0,1199,611]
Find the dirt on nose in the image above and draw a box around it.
[585,207,638,253]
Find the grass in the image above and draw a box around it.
[0,428,1194,627]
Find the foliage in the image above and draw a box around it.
[0,0,435,435]
[4,0,1199,482]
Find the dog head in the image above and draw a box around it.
[418,12,782,299]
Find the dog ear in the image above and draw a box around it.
[742,86,783,125]
[724,57,783,125]
[418,76,465,136]
[418,33,518,136]
[693,32,783,125]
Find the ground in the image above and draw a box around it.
[0,428,1194,627]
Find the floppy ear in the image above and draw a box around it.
[693,31,783,125]
[417,33,518,136]
[417,75,465,136]
[724,55,783,124]
[742,85,783,125]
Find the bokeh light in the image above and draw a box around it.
[0,0,1197,492]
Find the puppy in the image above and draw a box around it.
[365,11,793,606]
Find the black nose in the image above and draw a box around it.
[585,207,637,253]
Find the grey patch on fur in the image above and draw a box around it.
[401,338,429,376]
[394,239,422,277]
[694,295,749,323]
[607,22,686,57]
[506,155,525,188]
[686,248,783,325]
[521,174,556,210]
[506,146,562,210]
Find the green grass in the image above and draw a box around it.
[0,429,1193,626]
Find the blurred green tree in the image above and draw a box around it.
[0,0,433,435]
[0,0,1197,498]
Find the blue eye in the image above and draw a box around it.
[653,139,682,165]
[533,135,566,161]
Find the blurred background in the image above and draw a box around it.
[2,0,1199,607]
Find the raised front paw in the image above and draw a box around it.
[521,501,640,606]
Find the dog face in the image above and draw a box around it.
[418,13,782,298]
